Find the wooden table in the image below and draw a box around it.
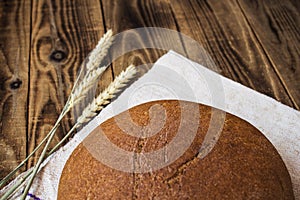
[0,0,299,181]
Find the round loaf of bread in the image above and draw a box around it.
[58,100,294,199]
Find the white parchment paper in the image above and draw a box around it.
[2,51,300,199]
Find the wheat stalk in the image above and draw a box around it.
[19,31,114,200]
[0,32,112,200]
[0,31,114,193]
[0,65,137,200]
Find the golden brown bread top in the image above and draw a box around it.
[58,100,294,199]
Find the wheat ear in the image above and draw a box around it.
[86,29,113,71]
[70,66,106,105]
[66,29,113,109]
[77,64,137,124]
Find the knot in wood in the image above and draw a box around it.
[49,50,67,62]
[10,78,22,90]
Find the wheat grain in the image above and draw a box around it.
[77,64,137,125]
[49,65,137,155]
[86,29,113,71]
[66,30,113,109]
[70,66,107,106]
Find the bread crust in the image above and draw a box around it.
[58,100,294,199]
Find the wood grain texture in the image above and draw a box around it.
[27,0,107,168]
[238,0,300,109]
[101,0,185,75]
[0,0,31,180]
[1,0,299,187]
[170,0,294,108]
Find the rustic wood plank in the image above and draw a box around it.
[170,0,294,108]
[101,0,185,76]
[27,0,109,168]
[237,0,300,109]
[0,0,31,180]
